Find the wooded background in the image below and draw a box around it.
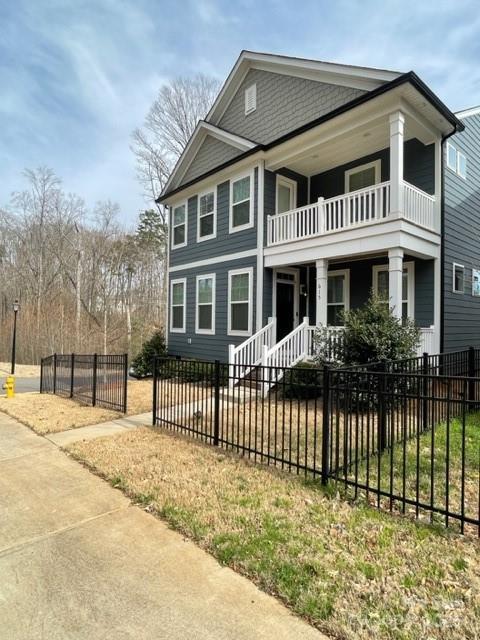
[0,75,220,364]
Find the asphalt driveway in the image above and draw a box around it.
[0,413,325,640]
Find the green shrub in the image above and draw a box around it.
[313,294,420,367]
[130,331,166,377]
[282,361,323,399]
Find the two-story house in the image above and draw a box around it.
[158,51,479,369]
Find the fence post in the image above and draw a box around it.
[468,346,475,405]
[321,364,330,485]
[92,353,98,407]
[378,361,387,452]
[422,352,429,432]
[70,353,75,398]
[228,344,235,390]
[53,353,57,395]
[213,359,220,446]
[40,358,44,394]
[123,353,128,414]
[152,356,157,427]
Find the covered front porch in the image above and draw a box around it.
[264,250,439,356]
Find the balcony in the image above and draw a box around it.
[267,180,437,247]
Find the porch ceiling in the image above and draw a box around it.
[265,84,444,176]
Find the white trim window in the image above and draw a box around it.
[327,269,350,326]
[228,267,253,336]
[245,84,256,115]
[170,278,186,333]
[197,189,216,241]
[345,160,381,193]
[230,172,254,232]
[453,263,465,294]
[195,274,215,334]
[171,202,187,249]
[373,262,415,320]
[446,142,457,172]
[275,175,297,215]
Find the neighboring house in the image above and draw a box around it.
[158,50,480,367]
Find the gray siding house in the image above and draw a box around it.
[159,51,479,367]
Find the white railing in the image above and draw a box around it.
[228,317,276,388]
[267,180,437,247]
[261,317,311,392]
[403,182,436,231]
[418,326,436,356]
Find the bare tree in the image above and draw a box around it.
[131,74,221,214]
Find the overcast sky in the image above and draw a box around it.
[1,0,479,226]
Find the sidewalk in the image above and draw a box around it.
[0,412,325,640]
[46,411,152,446]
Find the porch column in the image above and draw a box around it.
[389,111,405,216]
[388,248,404,321]
[315,258,328,326]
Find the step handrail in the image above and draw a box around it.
[228,317,276,388]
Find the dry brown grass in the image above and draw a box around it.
[0,392,119,434]
[0,362,40,378]
[126,380,152,414]
[68,426,480,640]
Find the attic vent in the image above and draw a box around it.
[245,84,256,115]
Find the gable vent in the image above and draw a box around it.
[245,84,256,115]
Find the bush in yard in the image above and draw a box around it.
[282,361,323,399]
[130,331,166,378]
[176,360,228,386]
[313,293,420,367]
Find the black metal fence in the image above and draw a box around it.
[153,351,480,534]
[41,353,128,413]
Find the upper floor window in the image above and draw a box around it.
[198,190,216,241]
[345,160,381,193]
[172,203,187,249]
[453,263,465,294]
[447,143,467,179]
[230,172,253,233]
[170,278,186,333]
[245,84,256,115]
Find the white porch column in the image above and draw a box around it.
[433,139,442,232]
[389,111,405,216]
[388,248,404,321]
[315,258,328,326]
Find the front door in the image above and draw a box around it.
[274,270,299,340]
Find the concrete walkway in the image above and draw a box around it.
[0,413,325,640]
[46,411,152,446]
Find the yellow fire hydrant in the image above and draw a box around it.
[3,376,15,398]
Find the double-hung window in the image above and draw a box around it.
[230,172,253,232]
[327,270,350,326]
[453,263,465,294]
[345,160,381,193]
[196,274,215,334]
[172,203,187,248]
[198,190,216,241]
[447,143,467,179]
[170,278,186,333]
[228,268,253,336]
[373,262,414,321]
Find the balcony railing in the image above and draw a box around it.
[267,180,436,247]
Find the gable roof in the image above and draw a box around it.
[456,105,480,119]
[163,121,258,193]
[206,50,403,125]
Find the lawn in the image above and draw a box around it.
[67,426,480,640]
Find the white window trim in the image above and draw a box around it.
[228,267,253,337]
[372,261,415,318]
[446,142,457,172]
[197,188,217,243]
[453,263,465,294]
[275,175,297,215]
[344,159,381,193]
[457,151,467,180]
[229,170,255,234]
[171,201,188,250]
[170,277,186,333]
[245,83,257,115]
[195,274,216,335]
[327,269,350,327]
